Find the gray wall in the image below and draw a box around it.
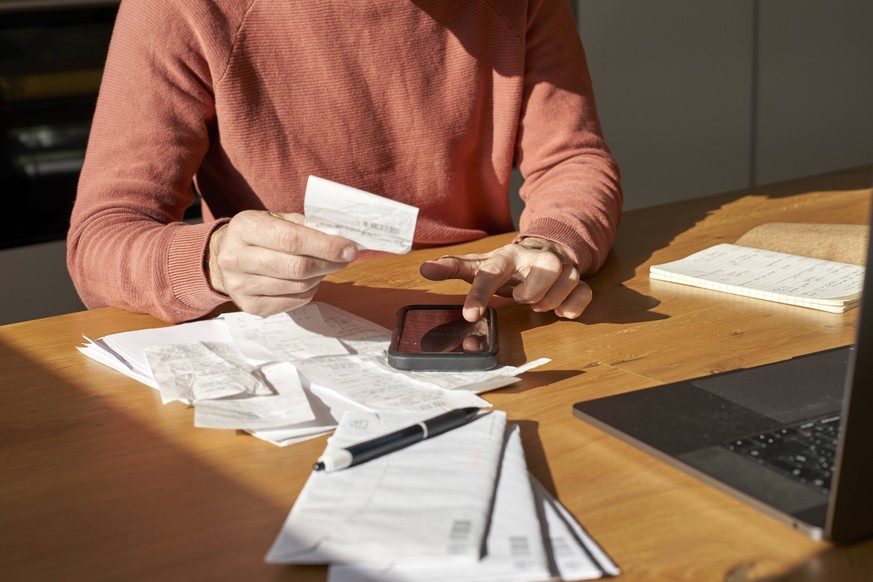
[576,0,873,210]
[2,0,872,325]
[0,240,84,324]
[755,0,873,184]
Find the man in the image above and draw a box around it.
[68,0,622,324]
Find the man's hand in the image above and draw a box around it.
[419,238,592,322]
[207,210,357,317]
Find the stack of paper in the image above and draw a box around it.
[78,303,548,446]
[267,409,619,580]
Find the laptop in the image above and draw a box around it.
[573,195,873,544]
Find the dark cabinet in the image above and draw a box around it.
[0,2,118,249]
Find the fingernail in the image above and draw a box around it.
[341,246,357,261]
[464,306,482,322]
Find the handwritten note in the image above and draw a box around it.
[650,243,865,313]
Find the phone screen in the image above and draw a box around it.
[388,305,498,371]
[395,307,491,354]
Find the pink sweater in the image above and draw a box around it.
[68,0,622,323]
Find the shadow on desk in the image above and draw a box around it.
[514,419,558,496]
[0,336,309,579]
[727,537,873,581]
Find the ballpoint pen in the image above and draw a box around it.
[313,407,483,472]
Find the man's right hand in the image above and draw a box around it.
[207,210,357,317]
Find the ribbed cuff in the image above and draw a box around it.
[166,219,232,317]
[515,217,595,275]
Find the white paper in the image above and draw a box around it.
[265,410,507,564]
[144,341,271,404]
[100,319,234,378]
[245,385,345,446]
[325,433,621,582]
[532,478,620,579]
[650,243,864,312]
[248,427,335,447]
[304,175,418,254]
[194,362,317,430]
[400,357,552,394]
[317,302,394,356]
[246,379,383,445]
[327,423,551,582]
[80,305,542,407]
[77,304,547,447]
[224,305,349,363]
[78,336,158,388]
[295,354,490,413]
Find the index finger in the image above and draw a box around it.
[464,252,516,321]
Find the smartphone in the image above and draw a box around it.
[387,305,498,371]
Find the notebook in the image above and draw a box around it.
[573,185,873,544]
[649,243,864,313]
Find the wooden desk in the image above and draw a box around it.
[2,167,872,581]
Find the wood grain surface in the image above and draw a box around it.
[2,167,871,581]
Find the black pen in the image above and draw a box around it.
[313,407,482,472]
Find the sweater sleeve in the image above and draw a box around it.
[67,1,242,322]
[513,0,622,275]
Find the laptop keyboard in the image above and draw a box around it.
[724,414,841,492]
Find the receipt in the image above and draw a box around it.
[317,302,393,356]
[265,409,507,564]
[304,176,418,253]
[193,362,316,430]
[224,305,349,363]
[533,478,621,579]
[144,341,271,404]
[295,354,490,413]
[395,357,552,394]
[327,423,551,582]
